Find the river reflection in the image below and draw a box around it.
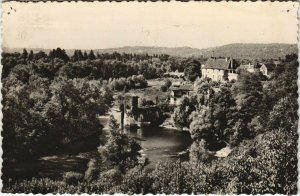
[126,127,192,168]
[4,126,192,180]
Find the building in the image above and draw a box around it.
[163,70,185,79]
[260,63,276,77]
[172,79,185,88]
[239,63,260,73]
[121,94,164,128]
[201,57,238,82]
[170,85,193,105]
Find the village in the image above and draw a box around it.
[113,56,278,129]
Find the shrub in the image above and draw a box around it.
[161,85,168,92]
[164,79,172,88]
[97,169,123,193]
[150,160,190,194]
[3,178,100,194]
[85,158,101,182]
[3,178,64,194]
[189,140,212,165]
[63,171,84,186]
[120,166,151,194]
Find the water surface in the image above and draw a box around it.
[4,127,192,180]
[127,127,192,168]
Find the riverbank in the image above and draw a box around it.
[160,117,190,131]
[2,133,102,181]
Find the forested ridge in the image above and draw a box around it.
[1,48,298,194]
[4,43,297,59]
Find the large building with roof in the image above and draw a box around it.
[201,57,238,82]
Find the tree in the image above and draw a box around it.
[88,50,96,60]
[77,50,84,61]
[107,115,119,131]
[98,116,142,173]
[51,48,70,62]
[232,71,263,121]
[161,79,172,92]
[34,51,47,60]
[83,51,88,60]
[164,79,172,88]
[263,55,298,114]
[2,71,114,162]
[21,49,28,60]
[189,139,211,165]
[71,50,79,61]
[172,96,196,128]
[160,85,168,92]
[189,82,238,148]
[96,52,101,59]
[222,126,298,194]
[189,106,216,146]
[120,165,151,194]
[267,97,297,132]
[150,160,191,194]
[231,71,263,141]
[28,50,34,61]
[184,59,201,81]
[2,74,52,160]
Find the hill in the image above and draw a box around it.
[92,46,201,57]
[200,43,297,60]
[3,43,297,60]
[85,43,297,59]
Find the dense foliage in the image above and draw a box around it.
[2,49,202,80]
[107,75,148,91]
[2,49,298,194]
[98,116,142,173]
[2,52,114,161]
[184,59,201,81]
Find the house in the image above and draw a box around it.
[239,63,260,73]
[201,57,238,82]
[260,63,276,77]
[164,70,185,79]
[170,85,193,105]
[172,80,184,88]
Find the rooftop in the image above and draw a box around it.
[170,84,193,91]
[202,57,238,70]
[261,63,276,70]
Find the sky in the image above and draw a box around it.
[2,1,299,50]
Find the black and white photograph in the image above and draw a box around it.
[1,1,299,194]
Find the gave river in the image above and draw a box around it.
[127,127,192,168]
[4,127,192,180]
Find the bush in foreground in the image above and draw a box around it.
[63,172,84,186]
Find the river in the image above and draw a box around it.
[127,127,192,168]
[4,127,192,181]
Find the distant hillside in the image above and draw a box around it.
[92,46,202,57]
[86,44,297,59]
[200,43,297,60]
[3,48,52,55]
[3,43,297,60]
